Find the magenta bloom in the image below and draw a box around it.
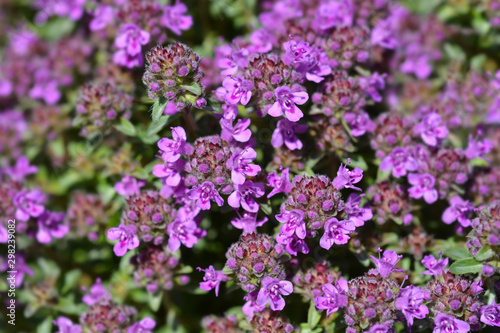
[344,193,373,227]
[480,302,500,327]
[320,218,356,249]
[197,265,228,297]
[421,251,448,276]
[396,286,429,328]
[227,147,261,185]
[380,147,418,178]
[344,111,374,137]
[314,279,348,317]
[220,118,252,143]
[107,224,140,257]
[370,247,404,278]
[316,0,354,30]
[278,234,310,256]
[256,277,293,311]
[465,135,493,160]
[5,156,37,181]
[188,181,224,210]
[89,5,114,31]
[408,173,438,204]
[359,72,386,103]
[248,28,273,53]
[332,163,363,191]
[266,167,293,198]
[158,126,193,163]
[268,86,309,122]
[167,209,201,252]
[0,254,33,288]
[271,119,307,150]
[115,175,146,198]
[231,212,267,234]
[36,211,68,244]
[82,278,112,306]
[127,317,156,333]
[13,189,46,222]
[152,160,183,187]
[283,39,331,83]
[442,196,474,227]
[222,76,253,105]
[414,113,449,146]
[53,317,82,333]
[433,313,470,333]
[228,180,265,213]
[276,209,307,239]
[113,24,150,68]
[362,324,390,333]
[161,1,193,35]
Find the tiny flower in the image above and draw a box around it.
[344,193,373,227]
[13,189,46,222]
[158,127,193,163]
[442,196,474,227]
[420,251,448,276]
[316,0,354,30]
[344,111,375,137]
[228,180,265,213]
[197,265,228,296]
[268,86,309,122]
[471,280,484,295]
[53,316,82,333]
[320,218,356,249]
[271,119,307,150]
[243,291,266,317]
[278,234,310,256]
[266,167,293,198]
[256,277,293,311]
[380,147,418,178]
[396,285,429,329]
[188,181,224,210]
[332,163,363,191]
[161,1,193,35]
[127,317,156,333]
[414,113,449,147]
[314,279,348,317]
[222,76,253,105]
[220,118,252,143]
[370,247,404,278]
[82,278,112,305]
[115,175,146,198]
[480,302,500,327]
[408,173,438,204]
[465,134,493,160]
[107,224,140,256]
[359,72,386,103]
[0,254,33,287]
[166,206,204,251]
[248,28,273,53]
[36,211,68,244]
[227,147,261,185]
[276,209,307,239]
[89,5,114,31]
[5,156,37,181]
[362,324,390,333]
[113,24,150,68]
[433,312,470,333]
[152,160,183,187]
[231,212,267,234]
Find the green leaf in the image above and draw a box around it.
[114,117,137,136]
[449,258,483,274]
[148,292,163,312]
[444,43,465,61]
[147,115,170,136]
[443,247,472,261]
[307,302,322,329]
[475,246,495,261]
[152,97,168,123]
[37,316,53,333]
[202,98,223,114]
[176,265,193,274]
[180,82,202,96]
[62,269,81,294]
[469,157,490,167]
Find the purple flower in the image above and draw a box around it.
[36,211,68,244]
[188,181,224,210]
[421,251,448,276]
[344,193,373,227]
[5,156,37,181]
[370,247,404,278]
[197,265,228,296]
[248,28,273,53]
[316,0,354,30]
[107,224,140,256]
[271,119,307,150]
[227,147,261,185]
[89,5,114,31]
[167,206,203,251]
[13,189,46,222]
[320,218,356,249]
[396,286,429,328]
[158,127,193,163]
[82,278,112,305]
[53,316,82,333]
[314,279,348,317]
[0,254,33,288]
[344,111,375,137]
[465,134,493,160]
[380,147,418,178]
[414,113,449,147]
[266,167,292,198]
[221,118,252,143]
[222,76,253,105]
[228,180,265,213]
[359,72,386,103]
[268,86,309,122]
[243,291,266,318]
[408,173,438,204]
[278,234,310,256]
[113,24,150,68]
[480,302,500,327]
[276,209,307,239]
[442,196,474,227]
[283,39,331,83]
[433,312,470,333]
[115,175,146,198]
[231,212,267,234]
[218,47,249,76]
[362,324,390,333]
[161,1,193,35]
[256,277,293,311]
[332,163,363,191]
[471,280,484,295]
[127,317,156,333]
[152,160,183,187]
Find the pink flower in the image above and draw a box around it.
[380,147,418,178]
[268,86,309,122]
[36,211,68,244]
[314,279,348,317]
[344,193,373,227]
[231,212,267,234]
[161,1,193,35]
[5,156,37,181]
[152,160,183,187]
[480,302,500,327]
[465,134,493,160]
[271,119,307,150]
[13,189,46,222]
[158,127,193,163]
[266,167,293,198]
[167,206,204,251]
[227,147,261,185]
[221,118,252,143]
[188,181,224,210]
[107,224,140,256]
[320,218,356,249]
[53,316,82,333]
[316,0,354,30]
[414,113,449,147]
[113,24,150,68]
[421,251,448,276]
[344,111,374,137]
[127,317,156,333]
[332,163,363,191]
[222,76,253,105]
[442,196,474,227]
[370,247,404,278]
[82,278,112,305]
[276,209,307,239]
[433,312,470,333]
[197,265,228,296]
[89,5,114,31]
[408,173,438,204]
[256,277,293,311]
[395,286,429,329]
[228,180,265,213]
[115,175,146,198]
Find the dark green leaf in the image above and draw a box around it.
[180,82,202,95]
[62,269,81,294]
[449,258,483,274]
[202,99,223,114]
[475,246,495,261]
[443,247,472,260]
[148,292,163,312]
[152,97,168,123]
[147,115,170,136]
[114,117,137,136]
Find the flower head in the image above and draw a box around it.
[271,119,307,150]
[107,224,140,257]
[227,147,261,185]
[161,1,192,35]
[408,173,438,204]
[197,265,228,297]
[36,211,68,244]
[480,302,500,327]
[113,24,150,68]
[442,196,474,227]
[13,189,46,221]
[421,251,448,276]
[314,279,348,317]
[320,218,356,249]
[188,181,224,210]
[222,75,253,105]
[266,167,293,198]
[268,86,308,122]
[433,312,470,333]
[157,126,193,163]
[370,248,404,278]
[256,277,293,311]
[228,180,265,213]
[115,175,146,198]
[414,113,449,147]
[380,147,418,178]
[332,163,363,191]
[395,285,429,328]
